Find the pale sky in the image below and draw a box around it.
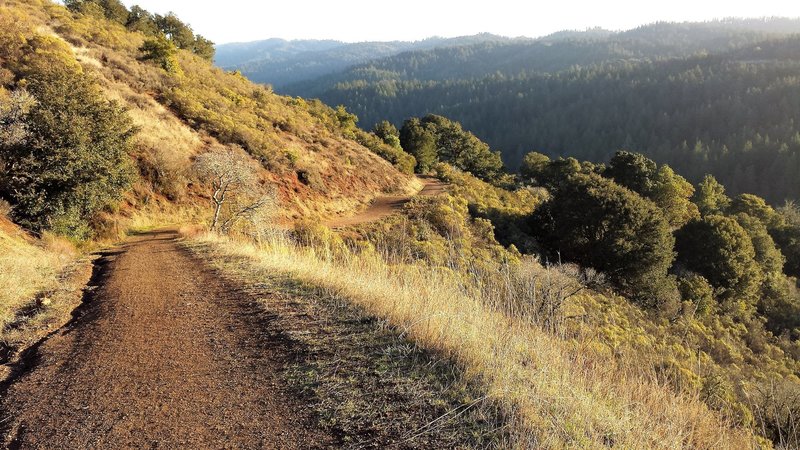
[120,0,800,44]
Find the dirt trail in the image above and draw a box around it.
[325,176,447,228]
[0,231,331,449]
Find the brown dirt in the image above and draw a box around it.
[0,230,333,449]
[325,176,448,228]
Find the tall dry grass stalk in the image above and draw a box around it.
[194,231,759,449]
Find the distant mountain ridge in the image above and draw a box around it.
[215,33,518,88]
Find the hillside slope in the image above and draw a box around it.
[2,0,418,231]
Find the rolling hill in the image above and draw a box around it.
[215,33,515,89]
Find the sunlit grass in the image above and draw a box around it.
[192,231,758,449]
[0,227,73,332]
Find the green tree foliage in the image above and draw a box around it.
[192,36,216,62]
[417,115,504,183]
[604,151,698,228]
[758,272,800,336]
[734,214,785,275]
[531,173,677,307]
[399,117,437,173]
[773,202,800,278]
[0,89,36,149]
[79,4,218,61]
[0,34,135,239]
[126,5,159,36]
[650,165,700,229]
[729,194,781,229]
[675,215,762,302]
[693,175,731,217]
[333,105,358,138]
[604,151,659,195]
[519,151,551,184]
[154,12,195,49]
[372,120,401,148]
[66,0,129,24]
[139,36,182,75]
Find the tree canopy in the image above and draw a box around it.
[0,30,135,239]
[531,172,677,307]
[675,215,762,302]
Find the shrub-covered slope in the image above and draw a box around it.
[0,0,418,239]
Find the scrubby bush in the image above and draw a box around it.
[140,36,182,75]
[355,129,416,175]
[531,173,677,307]
[436,163,541,252]
[676,215,762,303]
[677,272,715,315]
[0,28,136,239]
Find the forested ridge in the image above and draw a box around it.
[288,20,800,204]
[215,34,515,89]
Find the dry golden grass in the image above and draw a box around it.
[0,223,74,333]
[192,231,761,449]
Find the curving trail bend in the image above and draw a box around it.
[325,176,448,228]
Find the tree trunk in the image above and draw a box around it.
[211,201,222,231]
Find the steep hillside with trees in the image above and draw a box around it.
[0,0,419,240]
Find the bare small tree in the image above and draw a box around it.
[193,149,275,233]
[0,89,36,147]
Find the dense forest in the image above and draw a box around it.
[215,34,514,89]
[284,20,800,204]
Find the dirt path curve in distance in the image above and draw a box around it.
[325,175,447,228]
[0,230,333,449]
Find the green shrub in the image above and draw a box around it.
[140,36,182,75]
[531,173,678,307]
[0,27,135,239]
[675,215,762,303]
[677,272,715,315]
[355,129,416,175]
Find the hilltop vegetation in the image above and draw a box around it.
[286,19,800,204]
[0,0,419,241]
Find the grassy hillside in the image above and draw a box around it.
[1,0,418,233]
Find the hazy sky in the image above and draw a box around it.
[120,0,800,44]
